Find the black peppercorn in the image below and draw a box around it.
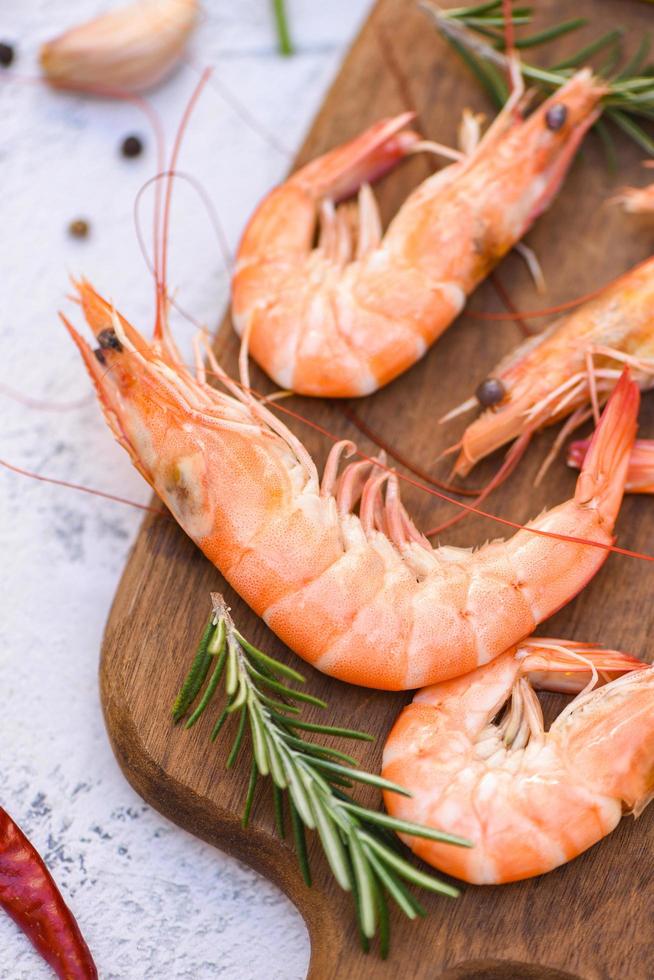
[0,42,14,68]
[68,218,90,239]
[121,134,144,158]
[475,377,506,408]
[545,104,567,132]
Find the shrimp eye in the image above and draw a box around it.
[475,377,506,408]
[97,328,123,352]
[93,348,106,365]
[545,104,567,131]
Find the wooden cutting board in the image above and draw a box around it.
[100,2,654,977]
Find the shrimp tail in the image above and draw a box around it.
[295,112,420,202]
[574,368,639,522]
[518,638,646,694]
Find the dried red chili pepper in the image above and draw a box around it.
[0,806,98,979]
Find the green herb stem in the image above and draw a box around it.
[173,594,469,956]
[272,0,293,57]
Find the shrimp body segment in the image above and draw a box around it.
[383,640,653,884]
[66,283,637,690]
[453,255,654,476]
[232,72,604,397]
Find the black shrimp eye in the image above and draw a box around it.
[97,328,123,352]
[475,377,506,408]
[545,103,568,132]
[93,348,107,365]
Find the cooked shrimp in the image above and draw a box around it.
[569,437,654,494]
[232,71,604,397]
[382,639,652,884]
[450,255,654,477]
[64,282,637,689]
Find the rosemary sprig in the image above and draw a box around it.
[173,594,470,958]
[421,1,654,155]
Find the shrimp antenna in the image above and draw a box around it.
[425,427,533,536]
[134,168,233,332]
[155,67,213,338]
[0,457,165,515]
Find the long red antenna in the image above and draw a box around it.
[156,68,213,337]
[0,458,165,515]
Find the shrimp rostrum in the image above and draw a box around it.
[383,639,654,884]
[232,71,604,397]
[66,282,637,690]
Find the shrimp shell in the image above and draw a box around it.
[65,282,638,690]
[382,640,653,883]
[232,71,605,398]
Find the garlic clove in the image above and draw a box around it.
[40,0,200,95]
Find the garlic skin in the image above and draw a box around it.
[40,0,200,94]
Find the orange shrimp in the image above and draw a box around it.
[568,437,654,494]
[450,255,654,477]
[64,278,638,690]
[231,71,604,397]
[382,639,652,884]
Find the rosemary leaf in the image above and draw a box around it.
[349,830,377,938]
[289,799,312,886]
[445,34,506,107]
[236,631,305,682]
[272,783,285,839]
[510,18,587,51]
[242,758,258,828]
[210,700,232,742]
[552,29,622,70]
[262,727,287,789]
[248,701,270,776]
[608,108,654,154]
[361,832,460,898]
[340,801,472,847]
[268,712,375,740]
[172,618,215,721]
[373,875,390,960]
[363,846,427,919]
[184,645,227,729]
[245,662,328,707]
[311,790,352,891]
[283,734,360,766]
[226,707,247,768]
[257,690,302,714]
[617,34,651,81]
[309,758,413,796]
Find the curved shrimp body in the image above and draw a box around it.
[232,71,604,397]
[66,283,637,690]
[453,255,654,476]
[382,640,653,884]
[568,437,654,494]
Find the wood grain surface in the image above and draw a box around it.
[100,2,654,977]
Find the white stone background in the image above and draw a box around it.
[0,2,371,976]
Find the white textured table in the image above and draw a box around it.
[0,2,370,976]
